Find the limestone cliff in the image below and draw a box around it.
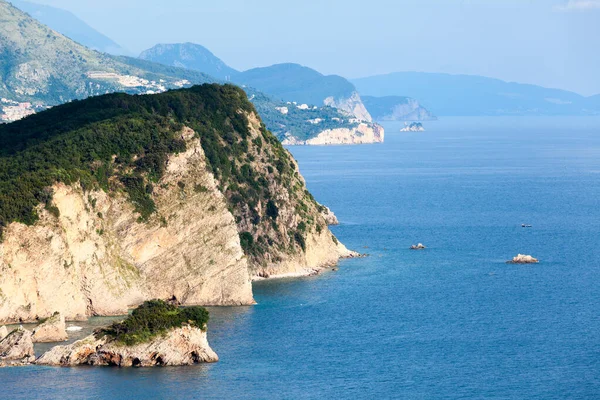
[282,122,385,146]
[0,84,352,323]
[36,324,218,367]
[0,327,35,366]
[0,129,253,323]
[324,91,373,122]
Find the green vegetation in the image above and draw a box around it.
[248,89,357,142]
[98,300,209,346]
[0,83,322,264]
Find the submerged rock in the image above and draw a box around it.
[0,327,36,366]
[32,312,68,343]
[410,243,426,250]
[36,324,218,367]
[507,254,539,264]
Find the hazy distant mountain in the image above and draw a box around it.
[362,96,436,121]
[10,0,129,55]
[353,72,600,116]
[139,43,238,80]
[0,0,214,120]
[0,7,378,145]
[233,63,372,121]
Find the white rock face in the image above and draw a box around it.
[0,326,8,341]
[32,312,68,343]
[324,91,373,122]
[0,327,35,366]
[321,206,339,226]
[282,122,385,146]
[400,122,425,132]
[507,254,539,264]
[36,324,218,367]
[0,128,254,324]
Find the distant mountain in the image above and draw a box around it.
[10,0,129,55]
[0,0,215,121]
[362,96,436,121]
[139,43,238,80]
[0,7,382,145]
[233,63,373,121]
[353,72,600,116]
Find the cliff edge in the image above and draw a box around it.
[0,84,352,323]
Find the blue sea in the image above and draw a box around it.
[3,117,600,399]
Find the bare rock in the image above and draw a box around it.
[0,327,35,366]
[410,243,426,250]
[321,206,339,226]
[507,254,539,264]
[36,324,218,367]
[32,312,68,343]
[0,326,8,341]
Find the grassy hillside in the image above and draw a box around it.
[0,0,213,107]
[0,84,328,265]
[10,0,129,55]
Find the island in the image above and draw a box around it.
[401,122,425,132]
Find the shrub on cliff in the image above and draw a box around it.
[98,300,210,346]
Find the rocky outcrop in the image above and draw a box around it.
[0,128,254,323]
[282,122,384,145]
[507,254,539,264]
[32,312,68,343]
[324,91,372,122]
[36,324,218,367]
[410,243,426,250]
[0,327,35,366]
[0,326,8,340]
[321,207,339,226]
[400,122,425,132]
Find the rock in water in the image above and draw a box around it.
[507,254,539,264]
[321,206,339,226]
[410,243,426,250]
[0,327,36,366]
[0,326,8,341]
[36,325,218,367]
[32,312,68,343]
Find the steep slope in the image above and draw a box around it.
[233,63,373,121]
[10,0,129,55]
[0,84,352,323]
[0,0,213,121]
[362,96,436,121]
[353,72,600,116]
[139,43,238,80]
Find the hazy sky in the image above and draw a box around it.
[27,0,600,95]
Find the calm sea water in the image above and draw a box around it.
[2,117,600,399]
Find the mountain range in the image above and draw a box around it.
[353,72,600,116]
[10,0,129,55]
[139,43,238,80]
[0,1,383,144]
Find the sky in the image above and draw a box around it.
[25,0,600,96]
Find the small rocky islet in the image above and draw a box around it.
[0,300,217,368]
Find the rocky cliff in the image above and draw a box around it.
[0,327,35,366]
[282,122,384,146]
[0,84,352,324]
[324,91,373,122]
[36,324,218,367]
